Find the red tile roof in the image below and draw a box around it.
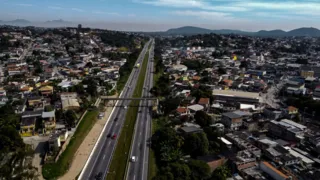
[198,98,210,105]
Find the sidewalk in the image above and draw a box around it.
[59,97,116,180]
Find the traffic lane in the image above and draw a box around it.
[133,69,152,179]
[128,100,147,180]
[86,73,137,178]
[127,111,143,179]
[127,59,152,179]
[89,106,127,179]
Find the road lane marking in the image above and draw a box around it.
[103,155,106,160]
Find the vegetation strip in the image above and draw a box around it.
[42,110,99,179]
[106,46,150,180]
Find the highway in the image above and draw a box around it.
[126,39,154,180]
[78,39,151,180]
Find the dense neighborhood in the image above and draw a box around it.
[2,24,320,180]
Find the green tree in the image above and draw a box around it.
[160,98,181,115]
[210,165,231,180]
[188,159,211,180]
[183,132,209,158]
[169,163,191,180]
[65,110,77,127]
[194,111,212,127]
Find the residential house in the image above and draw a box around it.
[187,104,204,114]
[20,117,36,136]
[259,161,290,180]
[42,111,56,135]
[313,86,320,100]
[178,126,203,134]
[176,107,190,117]
[62,98,80,111]
[263,108,283,120]
[0,88,6,96]
[221,112,243,131]
[198,98,210,110]
[39,86,53,96]
[48,130,68,152]
[27,96,43,109]
[233,150,257,171]
[20,110,43,136]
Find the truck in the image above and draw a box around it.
[135,63,140,68]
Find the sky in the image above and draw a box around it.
[1,0,320,31]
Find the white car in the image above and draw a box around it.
[124,106,128,109]
[130,156,137,162]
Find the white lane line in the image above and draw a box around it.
[103,155,106,160]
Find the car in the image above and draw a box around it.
[112,134,117,139]
[95,172,102,180]
[139,110,142,113]
[130,156,137,162]
[124,106,128,109]
[107,133,111,138]
[114,117,118,121]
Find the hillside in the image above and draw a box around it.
[163,26,320,37]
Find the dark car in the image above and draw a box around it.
[95,172,102,180]
[114,118,118,121]
[112,134,117,139]
[107,133,111,138]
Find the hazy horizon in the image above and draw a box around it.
[1,0,320,31]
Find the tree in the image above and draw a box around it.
[210,165,231,180]
[183,132,209,158]
[65,110,77,127]
[292,114,301,123]
[168,163,191,180]
[194,111,212,127]
[0,105,38,179]
[239,60,249,69]
[188,159,211,180]
[160,98,181,115]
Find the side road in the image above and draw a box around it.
[59,96,116,180]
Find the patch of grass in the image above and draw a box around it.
[106,46,150,180]
[42,110,99,180]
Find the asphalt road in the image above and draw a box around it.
[126,39,154,180]
[78,40,151,180]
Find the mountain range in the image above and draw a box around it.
[1,19,320,37]
[0,19,74,27]
[161,26,320,37]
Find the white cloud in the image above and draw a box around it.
[93,11,120,16]
[135,0,248,12]
[48,6,63,10]
[71,8,84,12]
[235,1,320,11]
[172,10,232,20]
[128,13,136,17]
[16,3,33,7]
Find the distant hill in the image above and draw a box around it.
[255,30,286,37]
[0,19,31,25]
[287,27,320,37]
[0,19,73,27]
[166,26,212,35]
[161,26,320,37]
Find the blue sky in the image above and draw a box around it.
[1,0,320,31]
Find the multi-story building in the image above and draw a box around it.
[42,111,56,135]
[268,119,306,141]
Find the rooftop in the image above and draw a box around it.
[212,90,260,100]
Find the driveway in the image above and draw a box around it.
[23,136,49,180]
